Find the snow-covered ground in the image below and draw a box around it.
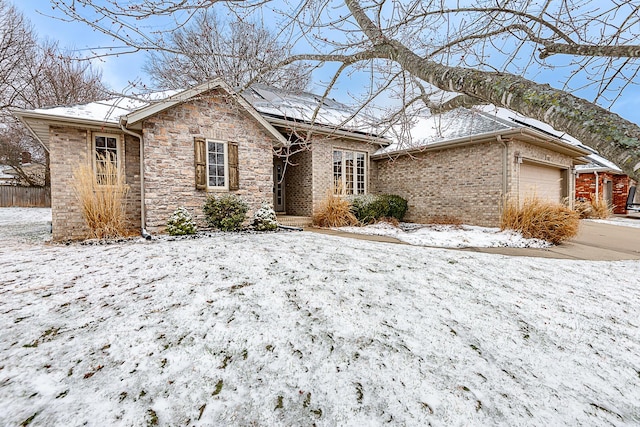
[1,208,640,426]
[335,222,552,248]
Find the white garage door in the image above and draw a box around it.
[519,162,563,204]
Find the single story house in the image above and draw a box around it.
[13,80,591,240]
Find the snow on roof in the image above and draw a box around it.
[242,84,381,135]
[26,90,180,124]
[478,105,624,173]
[377,108,517,155]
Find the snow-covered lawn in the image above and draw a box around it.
[335,222,551,248]
[1,208,640,426]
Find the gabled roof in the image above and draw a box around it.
[374,107,591,159]
[12,80,289,147]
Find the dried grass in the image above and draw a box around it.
[72,156,131,239]
[574,197,613,219]
[501,197,579,244]
[313,189,358,227]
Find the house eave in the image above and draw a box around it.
[372,127,591,160]
[11,109,121,151]
[266,116,390,146]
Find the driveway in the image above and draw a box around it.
[465,217,640,260]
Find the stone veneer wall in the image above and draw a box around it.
[48,126,141,241]
[141,89,276,232]
[374,141,505,226]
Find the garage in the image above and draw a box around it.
[519,162,564,204]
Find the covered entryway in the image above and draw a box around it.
[519,162,564,204]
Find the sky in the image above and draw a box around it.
[14,1,640,126]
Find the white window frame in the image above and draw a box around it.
[333,148,367,195]
[92,132,123,184]
[206,139,229,190]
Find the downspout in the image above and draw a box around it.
[496,135,508,197]
[119,117,151,240]
[594,171,599,201]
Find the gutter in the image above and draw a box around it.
[119,117,151,240]
[371,127,591,160]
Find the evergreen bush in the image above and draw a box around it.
[166,206,197,236]
[203,195,248,231]
[253,202,278,231]
[349,194,408,223]
[380,194,409,221]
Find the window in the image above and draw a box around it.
[333,149,367,195]
[194,137,239,191]
[207,140,227,188]
[93,133,120,185]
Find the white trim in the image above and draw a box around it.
[333,148,368,195]
[205,139,229,191]
[92,132,124,182]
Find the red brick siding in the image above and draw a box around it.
[575,172,633,214]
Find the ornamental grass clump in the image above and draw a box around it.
[253,202,278,231]
[72,156,130,239]
[574,196,612,219]
[203,195,248,231]
[166,206,198,236]
[501,197,580,244]
[313,190,358,227]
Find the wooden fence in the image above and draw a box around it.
[0,186,51,207]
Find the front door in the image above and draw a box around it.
[273,159,285,212]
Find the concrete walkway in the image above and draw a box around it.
[309,218,640,261]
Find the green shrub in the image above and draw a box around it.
[203,195,248,231]
[253,202,278,231]
[166,206,198,236]
[349,194,387,224]
[349,194,408,223]
[379,194,408,221]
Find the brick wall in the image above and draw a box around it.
[283,148,313,216]
[576,171,632,214]
[374,141,505,226]
[48,126,141,241]
[310,137,380,214]
[141,89,276,232]
[374,139,579,226]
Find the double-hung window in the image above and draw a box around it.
[93,133,121,185]
[333,149,367,195]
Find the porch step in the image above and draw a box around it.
[277,215,313,228]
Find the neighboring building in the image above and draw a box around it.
[575,153,636,214]
[13,80,591,240]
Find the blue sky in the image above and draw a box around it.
[16,1,640,126]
